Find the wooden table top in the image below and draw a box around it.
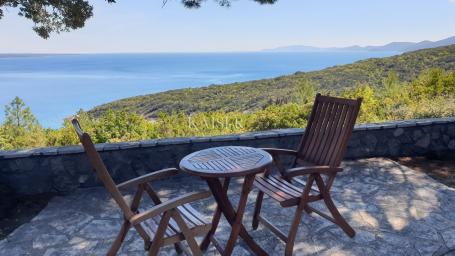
[179,146,273,178]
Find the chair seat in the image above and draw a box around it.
[254,175,320,207]
[140,203,212,246]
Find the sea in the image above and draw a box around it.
[0,51,397,128]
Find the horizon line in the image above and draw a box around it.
[1,35,452,55]
[0,49,402,55]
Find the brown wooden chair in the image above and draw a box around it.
[251,94,362,256]
[72,119,212,256]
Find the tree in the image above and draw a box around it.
[378,72,409,120]
[295,79,317,105]
[180,0,277,8]
[250,103,309,131]
[341,84,381,123]
[0,0,107,39]
[4,97,38,130]
[0,0,277,39]
[1,97,46,149]
[0,126,9,150]
[95,109,155,142]
[46,109,96,146]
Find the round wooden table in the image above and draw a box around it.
[180,146,273,255]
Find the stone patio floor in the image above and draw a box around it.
[1,158,455,256]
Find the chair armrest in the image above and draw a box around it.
[285,166,342,178]
[260,148,298,177]
[260,148,298,156]
[117,168,179,190]
[129,190,211,225]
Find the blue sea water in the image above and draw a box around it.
[0,52,397,128]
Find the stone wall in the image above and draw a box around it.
[1,117,455,196]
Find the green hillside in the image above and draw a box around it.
[90,45,455,119]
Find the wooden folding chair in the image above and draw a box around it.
[251,94,362,256]
[72,119,212,256]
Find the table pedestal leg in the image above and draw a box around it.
[200,178,230,251]
[205,174,267,256]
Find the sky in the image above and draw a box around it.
[0,0,454,53]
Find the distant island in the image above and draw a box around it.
[263,36,455,53]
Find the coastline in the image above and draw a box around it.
[0,51,399,128]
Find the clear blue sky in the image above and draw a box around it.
[0,0,454,53]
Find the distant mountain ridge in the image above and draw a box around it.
[263,36,455,53]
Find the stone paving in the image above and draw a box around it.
[1,158,455,256]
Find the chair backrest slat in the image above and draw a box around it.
[299,100,326,160]
[320,103,347,165]
[333,100,361,165]
[72,119,134,219]
[295,94,361,167]
[304,99,332,163]
[313,101,339,164]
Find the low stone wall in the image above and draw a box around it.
[1,117,455,196]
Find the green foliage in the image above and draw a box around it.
[250,103,310,130]
[409,69,455,99]
[0,0,109,39]
[179,0,277,8]
[46,110,98,146]
[295,79,317,105]
[406,96,455,119]
[0,126,8,149]
[46,109,156,146]
[91,45,455,119]
[4,97,38,129]
[341,84,382,123]
[1,68,455,151]
[377,72,410,120]
[0,97,46,150]
[341,68,455,122]
[155,111,251,138]
[95,109,155,142]
[403,69,455,119]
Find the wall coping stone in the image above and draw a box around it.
[209,134,240,142]
[139,139,157,148]
[57,145,84,154]
[1,117,455,160]
[354,124,369,131]
[365,123,384,131]
[397,121,417,128]
[102,143,120,151]
[273,128,304,136]
[156,137,191,145]
[188,136,211,143]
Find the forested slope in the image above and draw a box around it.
[90,45,455,119]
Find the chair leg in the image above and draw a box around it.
[323,193,355,237]
[285,204,305,256]
[284,174,315,256]
[107,220,131,256]
[304,205,313,214]
[148,211,172,256]
[171,210,203,256]
[252,191,264,230]
[174,242,184,254]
